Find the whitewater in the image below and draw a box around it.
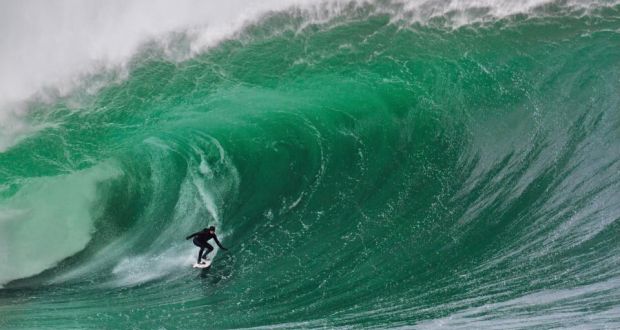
[1,0,619,328]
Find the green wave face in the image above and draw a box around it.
[1,2,620,329]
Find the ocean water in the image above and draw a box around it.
[1,0,619,328]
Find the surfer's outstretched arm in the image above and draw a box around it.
[213,235,228,250]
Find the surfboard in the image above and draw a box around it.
[192,259,212,269]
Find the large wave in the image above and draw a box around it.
[1,0,619,328]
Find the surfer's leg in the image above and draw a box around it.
[197,247,205,263]
[193,238,207,263]
[202,243,214,259]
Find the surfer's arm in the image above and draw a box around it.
[213,235,228,250]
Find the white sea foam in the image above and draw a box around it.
[111,246,197,286]
[1,0,615,96]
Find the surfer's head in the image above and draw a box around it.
[208,226,216,233]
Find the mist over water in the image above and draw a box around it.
[1,0,619,328]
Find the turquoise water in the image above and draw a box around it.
[1,1,620,328]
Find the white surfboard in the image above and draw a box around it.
[192,259,212,269]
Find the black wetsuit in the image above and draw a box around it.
[186,229,227,263]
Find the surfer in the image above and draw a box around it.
[186,226,228,264]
